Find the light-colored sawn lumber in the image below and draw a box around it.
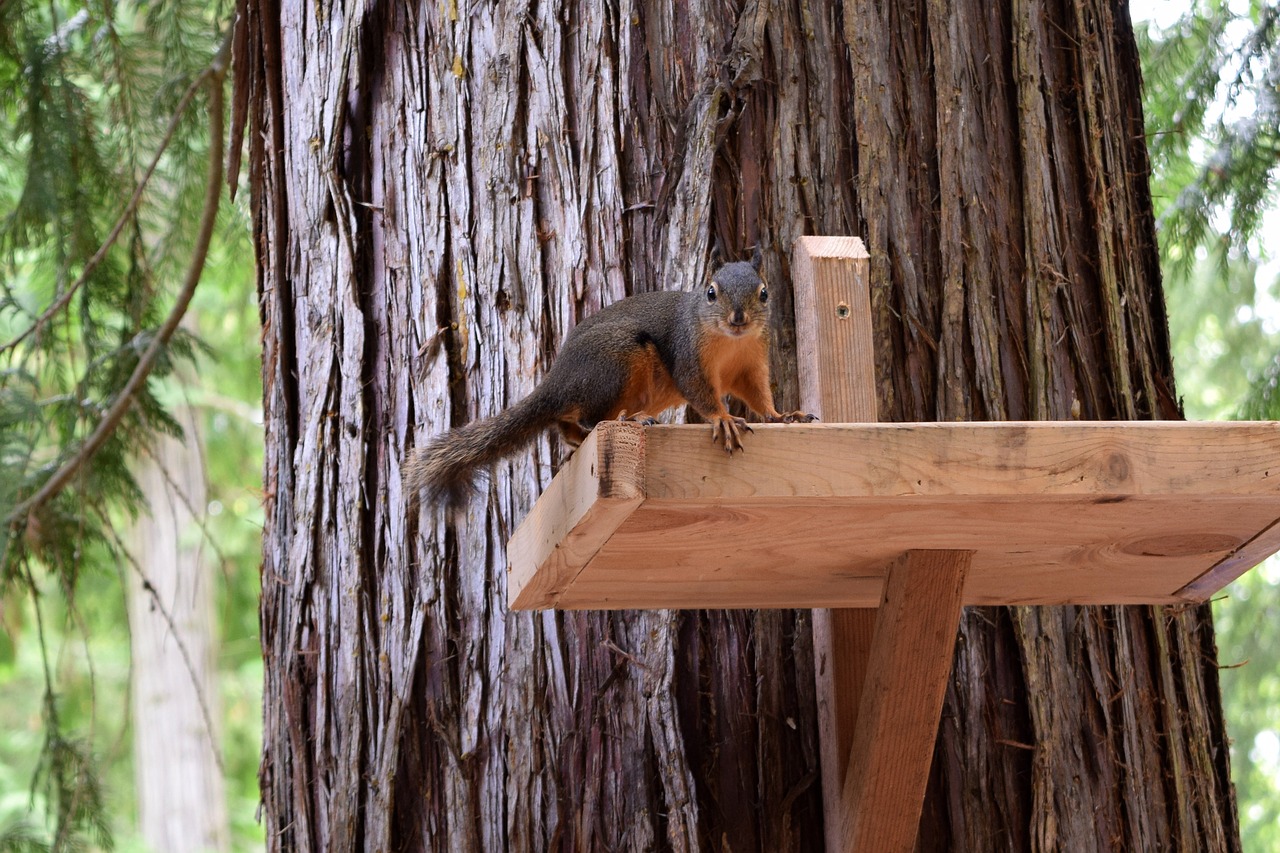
[839,550,972,852]
[793,235,876,421]
[793,235,879,853]
[506,424,644,609]
[506,419,1280,610]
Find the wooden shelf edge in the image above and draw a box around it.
[637,420,1280,501]
[1176,514,1280,602]
[507,422,647,609]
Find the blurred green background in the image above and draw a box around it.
[1,0,1277,849]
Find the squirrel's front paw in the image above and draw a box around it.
[710,415,752,454]
[617,410,658,426]
[768,410,818,424]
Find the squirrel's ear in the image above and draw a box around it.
[709,244,724,270]
[750,246,763,271]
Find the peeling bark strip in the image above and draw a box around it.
[236,0,1238,850]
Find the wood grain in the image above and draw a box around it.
[507,421,1280,609]
[507,423,645,608]
[792,236,875,421]
[1176,515,1280,600]
[792,235,878,853]
[839,550,972,853]
[813,608,874,852]
[553,495,1268,608]
[637,421,1280,500]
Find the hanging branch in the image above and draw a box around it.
[1,55,214,354]
[5,31,231,530]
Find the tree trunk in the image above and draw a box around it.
[234,0,1239,849]
[127,409,230,852]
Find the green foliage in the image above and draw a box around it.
[1138,1,1280,273]
[1214,561,1280,850]
[182,213,266,850]
[0,0,263,850]
[1236,349,1280,420]
[0,819,55,853]
[1140,3,1280,850]
[1163,252,1278,420]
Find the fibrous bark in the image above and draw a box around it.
[235,0,1238,849]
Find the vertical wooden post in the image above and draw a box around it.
[791,237,879,850]
[794,237,969,851]
[793,234,962,850]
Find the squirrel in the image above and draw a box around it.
[404,249,816,506]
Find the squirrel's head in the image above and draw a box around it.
[701,248,769,338]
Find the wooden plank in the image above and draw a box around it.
[556,495,1270,608]
[506,422,645,608]
[637,421,1280,499]
[792,235,877,853]
[793,236,875,421]
[509,421,1280,610]
[839,550,972,852]
[1176,515,1280,601]
[813,608,875,851]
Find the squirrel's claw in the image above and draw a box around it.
[710,415,751,454]
[617,410,658,426]
[769,410,819,424]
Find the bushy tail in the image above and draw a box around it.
[404,390,559,508]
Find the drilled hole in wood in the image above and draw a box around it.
[836,302,851,319]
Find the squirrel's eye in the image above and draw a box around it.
[759,285,769,304]
[706,284,717,302]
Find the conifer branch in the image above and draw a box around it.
[5,31,231,530]
[1,43,214,354]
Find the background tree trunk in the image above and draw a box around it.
[127,408,230,852]
[235,0,1239,849]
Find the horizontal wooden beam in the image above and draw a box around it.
[507,420,1280,610]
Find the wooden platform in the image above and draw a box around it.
[507,419,1280,610]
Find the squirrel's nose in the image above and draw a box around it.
[730,310,746,326]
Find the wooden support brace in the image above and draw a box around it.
[812,609,875,848]
[839,549,972,851]
[794,237,970,851]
